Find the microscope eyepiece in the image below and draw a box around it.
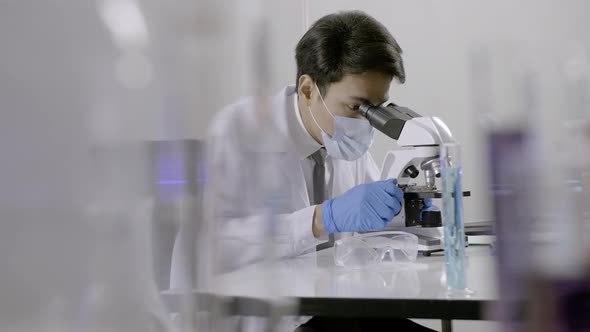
[359,103,421,140]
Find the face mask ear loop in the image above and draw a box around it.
[307,106,331,139]
[315,84,336,119]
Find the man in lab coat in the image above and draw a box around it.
[206,11,434,332]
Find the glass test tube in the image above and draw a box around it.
[441,142,468,291]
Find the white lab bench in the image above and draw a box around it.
[162,246,498,332]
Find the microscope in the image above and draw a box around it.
[359,103,470,255]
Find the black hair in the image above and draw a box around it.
[295,11,405,96]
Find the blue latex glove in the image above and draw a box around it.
[420,198,440,221]
[321,179,403,233]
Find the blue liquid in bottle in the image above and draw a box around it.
[442,166,468,291]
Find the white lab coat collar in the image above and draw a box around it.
[251,85,321,158]
[240,87,292,154]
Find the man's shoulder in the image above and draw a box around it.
[208,96,257,137]
[209,86,293,139]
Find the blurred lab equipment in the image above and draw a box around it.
[360,103,470,255]
[149,139,207,291]
[471,38,590,330]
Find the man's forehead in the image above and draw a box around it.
[348,95,389,106]
[328,73,391,102]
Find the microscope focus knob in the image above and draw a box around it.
[404,165,419,179]
[421,211,442,228]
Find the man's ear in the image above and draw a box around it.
[298,75,314,106]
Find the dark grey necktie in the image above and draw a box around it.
[309,148,334,250]
[309,148,327,205]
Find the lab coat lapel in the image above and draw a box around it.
[277,88,310,209]
[284,154,310,208]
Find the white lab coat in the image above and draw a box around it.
[170,85,380,331]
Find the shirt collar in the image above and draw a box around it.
[286,86,323,159]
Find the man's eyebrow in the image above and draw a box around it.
[349,96,389,106]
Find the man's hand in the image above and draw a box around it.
[319,179,403,234]
[312,204,325,238]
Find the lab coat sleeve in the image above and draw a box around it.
[217,206,319,269]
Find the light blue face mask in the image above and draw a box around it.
[308,85,375,161]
